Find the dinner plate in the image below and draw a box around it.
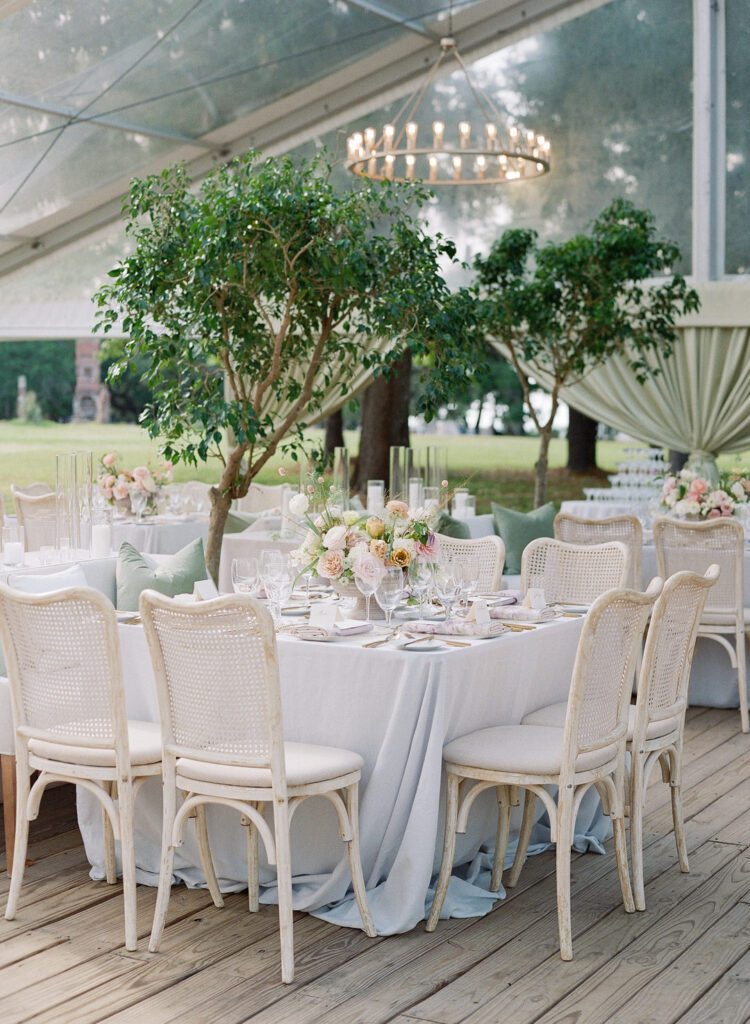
[398,639,442,652]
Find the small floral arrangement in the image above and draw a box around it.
[660,468,749,519]
[289,475,440,584]
[97,452,173,512]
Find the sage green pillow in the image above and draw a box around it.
[223,511,258,534]
[435,511,471,540]
[491,501,556,575]
[116,539,207,611]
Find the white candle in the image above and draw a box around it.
[2,541,24,566]
[280,485,293,538]
[408,479,422,509]
[367,481,384,515]
[91,523,112,559]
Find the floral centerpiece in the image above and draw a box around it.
[289,484,440,594]
[97,452,173,514]
[660,468,750,519]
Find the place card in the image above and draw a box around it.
[470,598,491,627]
[523,587,547,610]
[309,602,338,631]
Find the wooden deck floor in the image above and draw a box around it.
[2,707,750,1024]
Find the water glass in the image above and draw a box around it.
[129,487,148,523]
[433,565,461,625]
[168,488,183,516]
[375,567,404,627]
[355,571,379,624]
[263,569,293,623]
[232,557,259,594]
[2,525,24,566]
[408,561,433,619]
[457,556,480,607]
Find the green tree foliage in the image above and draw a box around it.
[100,338,153,423]
[475,199,699,507]
[96,153,482,579]
[0,340,75,421]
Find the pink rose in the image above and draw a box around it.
[102,452,117,468]
[317,551,344,579]
[385,499,409,519]
[690,478,709,496]
[352,550,386,587]
[707,508,721,519]
[112,476,129,501]
[103,474,116,488]
[278,467,287,477]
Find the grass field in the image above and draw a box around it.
[1,420,747,513]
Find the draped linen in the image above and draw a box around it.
[494,284,750,459]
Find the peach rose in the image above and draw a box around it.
[366,516,385,539]
[386,499,409,519]
[389,545,411,568]
[102,452,117,468]
[370,539,387,559]
[317,550,344,579]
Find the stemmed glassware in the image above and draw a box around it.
[231,557,259,594]
[260,552,293,623]
[168,488,183,517]
[129,487,148,523]
[456,556,480,610]
[433,563,462,626]
[374,567,404,628]
[408,560,433,619]
[354,571,379,624]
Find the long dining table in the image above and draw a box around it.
[75,611,612,936]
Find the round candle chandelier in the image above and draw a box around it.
[345,36,551,187]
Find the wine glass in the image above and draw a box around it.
[374,567,404,628]
[457,556,480,609]
[168,488,183,517]
[408,560,433,619]
[129,487,148,523]
[433,564,461,626]
[231,557,259,594]
[260,552,291,623]
[354,571,379,625]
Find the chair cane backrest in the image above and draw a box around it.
[653,517,742,616]
[140,591,286,783]
[436,534,505,592]
[11,490,58,550]
[632,566,719,745]
[554,513,642,588]
[521,538,630,605]
[0,583,128,757]
[561,579,663,773]
[237,483,285,514]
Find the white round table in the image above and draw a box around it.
[218,529,301,592]
[112,514,209,555]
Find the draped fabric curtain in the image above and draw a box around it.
[497,285,750,460]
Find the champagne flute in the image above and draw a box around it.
[231,557,259,594]
[354,571,379,625]
[374,567,404,628]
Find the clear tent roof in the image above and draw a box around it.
[0,0,604,337]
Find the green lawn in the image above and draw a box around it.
[1,420,746,514]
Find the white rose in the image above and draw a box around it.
[323,524,348,550]
[342,509,360,526]
[731,481,746,501]
[288,493,309,517]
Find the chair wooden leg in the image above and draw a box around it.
[612,807,635,915]
[668,746,689,874]
[195,803,224,909]
[344,784,376,938]
[629,754,646,912]
[1,754,16,876]
[242,806,259,913]
[737,627,749,734]
[273,798,295,984]
[103,780,117,885]
[149,778,177,954]
[118,780,138,952]
[490,786,511,892]
[4,756,29,920]
[426,772,460,932]
[507,789,536,889]
[555,792,574,961]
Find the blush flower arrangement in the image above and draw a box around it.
[97,451,173,512]
[660,468,749,519]
[289,474,440,585]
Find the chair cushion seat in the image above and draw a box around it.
[699,608,750,627]
[442,725,617,776]
[29,720,162,767]
[522,701,680,742]
[176,741,363,789]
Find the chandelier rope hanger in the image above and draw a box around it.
[345,32,551,187]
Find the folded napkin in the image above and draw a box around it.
[490,605,558,623]
[408,619,507,639]
[279,620,373,641]
[489,589,523,605]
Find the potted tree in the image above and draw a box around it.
[474,199,699,507]
[96,153,480,580]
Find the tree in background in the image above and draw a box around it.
[0,340,75,420]
[475,199,699,507]
[100,338,154,423]
[96,153,482,580]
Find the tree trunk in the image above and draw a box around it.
[324,408,344,458]
[566,406,599,473]
[534,426,553,508]
[474,396,484,435]
[205,486,232,585]
[352,350,411,494]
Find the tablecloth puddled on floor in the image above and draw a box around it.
[77,615,611,934]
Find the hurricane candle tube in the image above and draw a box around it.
[332,447,350,510]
